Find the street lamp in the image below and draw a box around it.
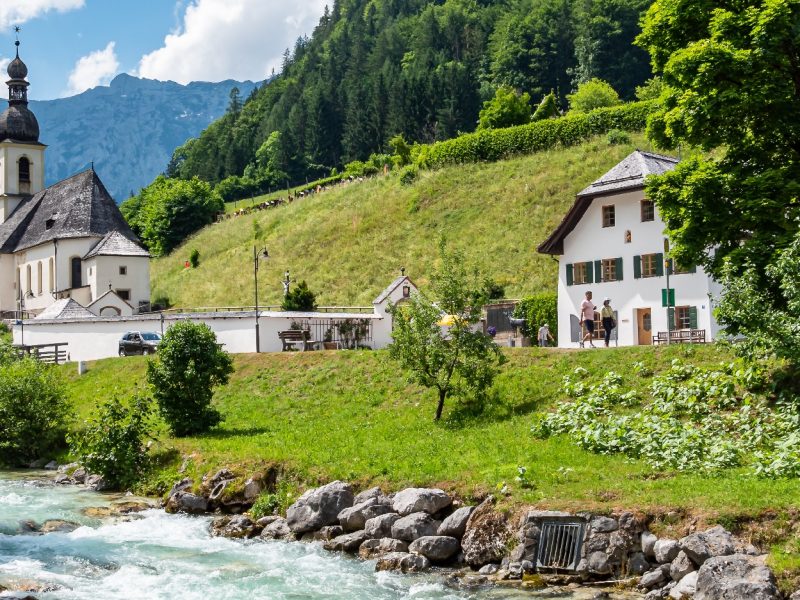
[253,246,270,352]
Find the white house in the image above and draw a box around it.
[0,40,150,319]
[538,150,722,347]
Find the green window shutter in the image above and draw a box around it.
[633,255,641,279]
[655,253,664,276]
[566,263,574,286]
[615,257,623,281]
[595,260,602,283]
[585,261,594,284]
[689,306,698,329]
[668,307,675,330]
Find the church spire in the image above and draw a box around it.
[7,27,30,106]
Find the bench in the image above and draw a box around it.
[278,330,317,351]
[652,329,706,345]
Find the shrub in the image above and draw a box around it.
[532,92,559,122]
[389,134,412,167]
[0,358,71,466]
[478,86,532,130]
[514,292,557,340]
[568,78,622,113]
[635,77,666,101]
[189,248,200,268]
[68,394,152,490]
[607,129,631,145]
[399,164,418,186]
[249,480,296,519]
[282,281,318,312]
[147,321,234,437]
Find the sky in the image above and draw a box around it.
[0,0,328,100]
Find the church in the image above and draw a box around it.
[0,41,150,318]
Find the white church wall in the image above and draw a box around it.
[0,253,16,313]
[89,255,150,311]
[0,142,45,197]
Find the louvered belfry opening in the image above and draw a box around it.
[536,520,585,571]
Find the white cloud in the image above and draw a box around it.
[0,57,9,75]
[0,0,84,28]
[137,0,327,84]
[65,42,119,96]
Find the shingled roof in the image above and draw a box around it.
[35,298,94,320]
[84,230,148,259]
[538,150,678,255]
[0,169,141,253]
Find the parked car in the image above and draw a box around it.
[118,331,161,356]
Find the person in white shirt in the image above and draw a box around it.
[580,290,597,348]
[538,323,554,347]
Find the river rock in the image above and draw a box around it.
[628,551,650,575]
[71,468,87,484]
[165,491,208,514]
[243,477,263,502]
[212,515,257,539]
[669,570,698,599]
[40,520,80,533]
[201,468,235,494]
[18,520,39,533]
[680,525,735,566]
[338,497,393,532]
[670,551,695,582]
[392,488,452,516]
[365,513,400,538]
[286,481,354,533]
[359,538,408,559]
[313,525,344,541]
[169,478,193,497]
[85,474,107,491]
[642,531,658,558]
[354,486,388,505]
[437,506,474,538]
[324,530,370,553]
[590,516,618,533]
[478,563,500,575]
[588,551,612,575]
[260,517,294,540]
[461,497,511,568]
[654,539,680,564]
[54,473,70,484]
[45,460,58,470]
[640,564,671,589]
[256,515,281,528]
[695,554,780,600]
[375,552,431,573]
[390,512,440,542]
[408,536,460,562]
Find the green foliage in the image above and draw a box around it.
[281,281,317,312]
[515,292,557,340]
[389,135,412,168]
[249,480,296,519]
[189,249,200,269]
[478,86,532,130]
[0,359,70,466]
[417,101,654,170]
[68,394,153,490]
[532,92,559,122]
[399,164,419,186]
[607,129,631,145]
[121,176,224,256]
[147,321,234,437]
[635,77,665,101]
[568,78,622,112]
[389,241,506,420]
[480,277,506,301]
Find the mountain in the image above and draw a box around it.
[20,74,259,201]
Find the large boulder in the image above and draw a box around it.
[392,488,452,516]
[408,536,461,562]
[680,526,736,566]
[211,515,257,539]
[313,525,344,541]
[437,506,474,538]
[590,516,619,533]
[365,513,401,538]
[354,487,388,505]
[338,498,393,532]
[359,538,409,559]
[324,530,371,553]
[695,555,780,600]
[670,571,698,599]
[588,551,612,575]
[640,565,671,589]
[165,491,208,514]
[642,531,658,559]
[375,552,431,573]
[390,512,440,542]
[285,481,354,533]
[260,517,294,540]
[670,551,696,582]
[460,497,511,568]
[628,552,651,576]
[654,539,681,564]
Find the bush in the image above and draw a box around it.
[568,78,622,113]
[635,77,666,101]
[532,92,559,122]
[478,86,532,130]
[282,281,317,312]
[389,134,412,167]
[147,321,234,437]
[249,480,296,519]
[417,101,655,170]
[68,394,152,489]
[514,292,557,340]
[0,358,71,466]
[189,249,200,268]
[399,164,419,186]
[607,129,631,145]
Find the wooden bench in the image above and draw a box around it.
[278,330,317,351]
[652,329,706,345]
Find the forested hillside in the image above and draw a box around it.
[166,0,652,189]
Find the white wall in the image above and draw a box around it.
[0,141,45,198]
[87,255,150,311]
[557,189,718,347]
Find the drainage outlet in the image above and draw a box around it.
[536,521,585,571]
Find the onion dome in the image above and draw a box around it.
[0,40,39,143]
[7,55,27,80]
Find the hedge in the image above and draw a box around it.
[416,100,657,170]
[514,292,558,342]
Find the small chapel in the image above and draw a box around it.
[0,39,150,318]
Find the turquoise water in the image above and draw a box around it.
[0,473,633,599]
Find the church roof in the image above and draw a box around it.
[0,169,141,253]
[35,298,94,320]
[538,150,679,255]
[373,275,415,304]
[84,230,149,259]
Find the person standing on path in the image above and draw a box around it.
[538,323,554,347]
[580,291,596,348]
[600,297,616,347]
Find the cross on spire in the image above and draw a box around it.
[13,26,20,55]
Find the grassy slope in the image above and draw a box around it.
[152,134,654,308]
[61,345,800,516]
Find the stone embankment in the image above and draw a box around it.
[162,472,793,599]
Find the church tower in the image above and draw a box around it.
[0,36,46,223]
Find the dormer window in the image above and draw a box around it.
[45,218,55,230]
[602,205,615,228]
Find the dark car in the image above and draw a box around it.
[118,331,161,356]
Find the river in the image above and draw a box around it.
[0,472,631,599]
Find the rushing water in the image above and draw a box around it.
[0,472,634,600]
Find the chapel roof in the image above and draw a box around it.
[84,230,149,259]
[35,298,94,320]
[373,275,415,305]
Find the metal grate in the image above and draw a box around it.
[536,521,585,571]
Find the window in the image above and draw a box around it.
[602,205,615,228]
[641,200,655,222]
[48,258,54,292]
[601,258,616,282]
[26,264,31,294]
[641,253,659,278]
[573,262,588,284]
[117,289,131,301]
[18,157,30,183]
[70,256,82,289]
[672,306,698,330]
[45,218,55,230]
[119,265,128,276]
[37,261,43,296]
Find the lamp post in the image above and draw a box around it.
[664,238,672,346]
[253,246,270,352]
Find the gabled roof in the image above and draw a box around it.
[0,169,141,253]
[35,298,94,320]
[84,230,149,259]
[373,275,416,305]
[538,150,679,255]
[87,289,134,310]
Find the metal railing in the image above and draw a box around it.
[536,521,585,572]
[145,306,374,315]
[282,318,374,349]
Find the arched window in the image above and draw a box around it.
[26,264,31,294]
[70,256,82,289]
[18,157,30,193]
[37,261,43,295]
[48,257,54,292]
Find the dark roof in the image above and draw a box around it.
[7,55,28,80]
[0,104,40,143]
[538,150,678,255]
[0,169,141,253]
[35,298,94,320]
[84,230,149,259]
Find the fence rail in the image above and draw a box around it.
[13,343,69,364]
[146,306,375,315]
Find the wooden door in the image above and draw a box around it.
[637,308,652,345]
